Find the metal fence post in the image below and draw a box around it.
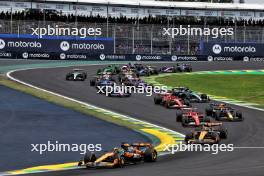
[151,24,153,54]
[114,23,116,54]
[132,26,135,54]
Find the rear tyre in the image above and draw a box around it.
[205,106,213,116]
[215,111,222,121]
[84,152,96,164]
[144,148,157,162]
[176,109,183,122]
[185,133,193,144]
[181,116,189,127]
[90,79,96,86]
[219,127,228,139]
[200,94,208,101]
[184,99,191,107]
[154,96,162,104]
[236,111,243,121]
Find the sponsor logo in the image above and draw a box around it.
[67,54,87,59]
[60,53,66,60]
[29,53,50,58]
[99,54,106,60]
[171,55,177,61]
[0,39,5,49]
[174,56,197,61]
[103,54,126,60]
[249,57,264,62]
[212,44,222,54]
[136,55,142,61]
[8,41,41,48]
[71,43,104,50]
[208,56,213,61]
[207,56,233,61]
[60,41,70,51]
[22,52,28,59]
[223,46,256,53]
[243,56,249,62]
[0,52,11,57]
[140,55,162,60]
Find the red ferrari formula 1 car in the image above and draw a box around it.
[154,93,191,109]
[176,108,211,127]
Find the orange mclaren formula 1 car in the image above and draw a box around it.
[185,122,228,144]
[78,143,157,168]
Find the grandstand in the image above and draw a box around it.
[0,0,264,56]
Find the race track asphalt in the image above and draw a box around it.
[0,85,149,171]
[10,61,264,176]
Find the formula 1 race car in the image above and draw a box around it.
[159,66,177,73]
[154,93,191,109]
[97,65,120,75]
[90,74,115,86]
[65,69,87,81]
[121,143,157,163]
[118,72,139,83]
[78,148,125,168]
[145,66,159,75]
[185,123,227,144]
[136,68,151,77]
[176,63,192,72]
[205,103,244,121]
[78,143,157,168]
[175,108,211,127]
[172,87,210,103]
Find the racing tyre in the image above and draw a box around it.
[200,94,208,101]
[205,106,213,116]
[83,152,97,164]
[184,99,191,107]
[185,133,193,144]
[176,109,183,122]
[211,133,220,144]
[154,96,162,104]
[90,79,96,86]
[97,69,102,74]
[215,111,222,121]
[182,117,189,127]
[219,127,228,139]
[144,148,157,162]
[66,76,73,81]
[116,156,125,168]
[236,111,244,121]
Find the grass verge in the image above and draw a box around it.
[156,74,264,108]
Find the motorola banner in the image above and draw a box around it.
[0,35,114,54]
[202,42,264,57]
